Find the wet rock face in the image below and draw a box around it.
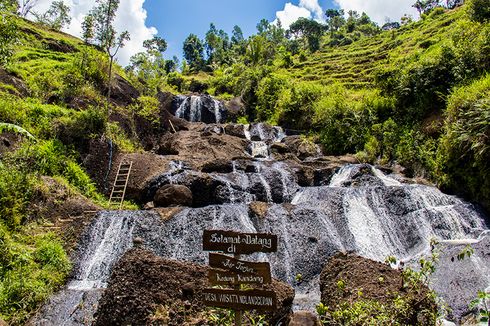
[94,248,294,326]
[431,235,490,323]
[172,94,227,124]
[154,184,193,207]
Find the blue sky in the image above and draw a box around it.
[31,0,418,65]
[143,0,335,60]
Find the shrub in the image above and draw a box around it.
[437,74,490,209]
[276,81,323,130]
[467,0,490,23]
[255,73,289,123]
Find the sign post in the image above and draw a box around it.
[202,230,278,326]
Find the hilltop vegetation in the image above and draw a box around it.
[0,0,489,323]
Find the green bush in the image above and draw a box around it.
[276,81,323,130]
[467,0,490,23]
[437,74,490,209]
[314,86,382,155]
[0,228,71,324]
[0,164,35,229]
[255,73,289,123]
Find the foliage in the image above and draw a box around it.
[33,1,71,31]
[0,123,35,140]
[467,0,490,23]
[0,226,71,324]
[437,74,490,209]
[0,7,18,65]
[470,290,490,323]
[183,34,204,71]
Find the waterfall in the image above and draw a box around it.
[68,214,136,290]
[189,96,202,122]
[35,129,489,322]
[213,99,222,123]
[31,212,141,325]
[172,95,224,123]
[175,96,188,119]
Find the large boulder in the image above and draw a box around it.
[430,236,490,323]
[320,253,437,325]
[153,185,193,207]
[283,136,322,160]
[95,248,294,326]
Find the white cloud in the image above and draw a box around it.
[275,3,312,29]
[333,0,418,24]
[23,0,157,66]
[299,0,324,21]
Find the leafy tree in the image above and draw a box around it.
[0,0,18,13]
[81,14,94,43]
[82,0,130,100]
[231,25,244,45]
[401,14,414,25]
[143,36,167,55]
[33,0,71,31]
[289,17,325,52]
[412,0,441,15]
[325,9,345,35]
[183,33,204,71]
[256,18,270,35]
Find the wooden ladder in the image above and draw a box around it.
[109,161,133,209]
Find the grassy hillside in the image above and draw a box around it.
[0,16,140,324]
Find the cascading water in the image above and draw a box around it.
[31,212,143,325]
[138,164,488,313]
[35,117,489,324]
[172,94,226,123]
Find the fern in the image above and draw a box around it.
[0,123,36,141]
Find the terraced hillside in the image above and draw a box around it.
[288,8,464,88]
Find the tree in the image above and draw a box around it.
[143,36,167,56]
[289,17,326,52]
[401,14,414,25]
[33,0,71,31]
[82,0,130,101]
[0,0,18,13]
[81,14,94,43]
[256,18,269,35]
[18,0,38,17]
[467,0,490,23]
[412,0,441,15]
[325,9,345,35]
[231,25,244,45]
[183,33,204,71]
[205,23,219,62]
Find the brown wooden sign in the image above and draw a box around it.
[202,288,277,311]
[208,253,271,284]
[208,270,270,286]
[203,230,278,254]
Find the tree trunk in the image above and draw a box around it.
[106,54,114,119]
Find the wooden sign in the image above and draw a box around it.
[208,253,271,285]
[203,230,278,254]
[202,288,277,311]
[208,270,271,286]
